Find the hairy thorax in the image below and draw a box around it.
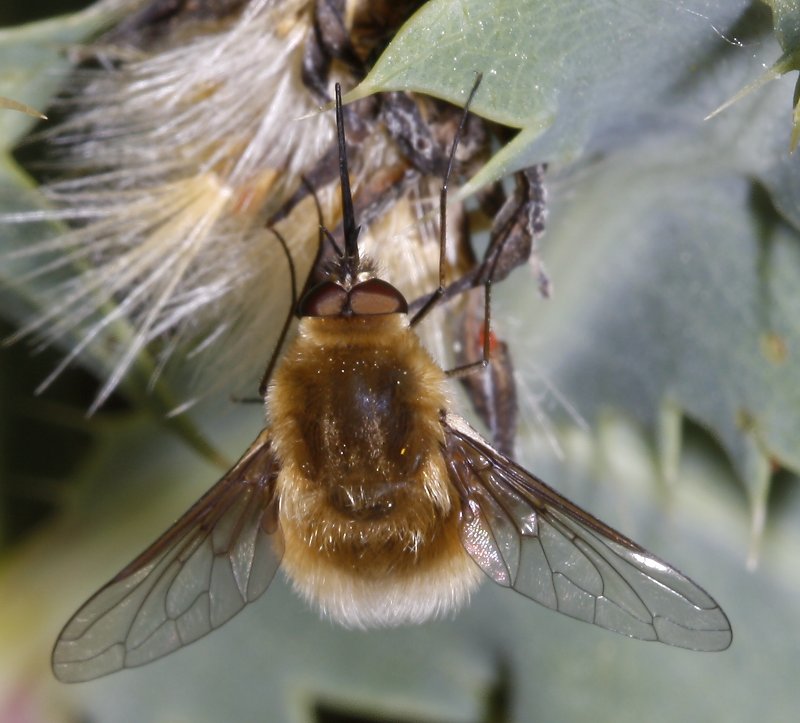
[267,315,481,626]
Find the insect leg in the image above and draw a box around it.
[410,72,484,328]
[445,163,550,378]
[457,288,519,455]
[258,228,299,397]
[481,164,551,296]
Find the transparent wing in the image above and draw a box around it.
[52,429,283,682]
[442,413,732,651]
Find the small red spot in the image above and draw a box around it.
[477,327,499,354]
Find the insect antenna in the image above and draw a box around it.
[334,82,361,280]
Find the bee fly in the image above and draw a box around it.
[52,78,732,683]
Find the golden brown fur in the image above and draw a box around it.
[268,314,481,626]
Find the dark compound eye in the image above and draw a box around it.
[299,281,348,317]
[349,278,408,315]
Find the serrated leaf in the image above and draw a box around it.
[350,0,799,512]
[348,0,766,190]
[707,0,800,147]
[505,81,800,523]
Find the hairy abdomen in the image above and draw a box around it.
[267,316,482,627]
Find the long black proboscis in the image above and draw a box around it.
[334,83,360,269]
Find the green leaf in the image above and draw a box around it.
[0,1,125,151]
[348,0,769,190]
[351,0,800,512]
[767,0,800,51]
[707,0,800,147]
[504,107,800,531]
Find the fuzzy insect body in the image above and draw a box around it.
[272,314,481,627]
[51,80,732,684]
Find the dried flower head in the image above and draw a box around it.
[4,0,341,411]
